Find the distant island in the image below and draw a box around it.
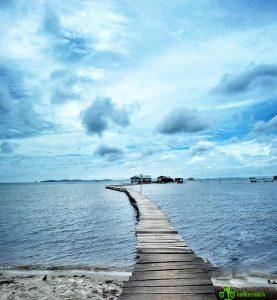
[40,179,112,183]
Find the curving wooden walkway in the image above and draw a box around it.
[106,185,215,300]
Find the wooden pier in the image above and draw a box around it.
[106,185,215,300]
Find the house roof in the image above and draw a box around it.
[131,175,151,179]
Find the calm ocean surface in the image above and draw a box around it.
[0,180,276,276]
[0,182,136,271]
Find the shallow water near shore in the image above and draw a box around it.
[0,181,136,272]
[1,180,276,279]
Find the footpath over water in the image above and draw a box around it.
[106,185,215,300]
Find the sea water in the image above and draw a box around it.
[134,180,277,276]
[0,182,136,271]
[0,180,276,276]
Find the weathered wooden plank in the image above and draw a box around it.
[124,278,213,287]
[119,294,216,300]
[140,218,172,221]
[137,249,192,254]
[137,253,199,263]
[136,230,178,234]
[134,262,213,272]
[137,244,187,248]
[137,246,188,250]
[137,239,185,244]
[137,245,188,249]
[130,271,211,281]
[136,227,176,231]
[132,268,210,276]
[137,225,173,228]
[137,235,184,240]
[121,285,215,294]
[136,225,175,229]
[137,236,184,239]
[137,240,186,244]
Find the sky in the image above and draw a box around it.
[0,0,277,182]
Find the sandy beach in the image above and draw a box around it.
[1,269,277,299]
[0,270,277,300]
[0,270,129,300]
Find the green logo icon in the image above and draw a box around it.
[218,286,266,299]
[218,286,236,300]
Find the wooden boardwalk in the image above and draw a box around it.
[106,185,215,300]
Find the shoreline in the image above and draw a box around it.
[0,269,131,281]
[0,269,129,300]
[1,269,276,299]
[1,267,276,286]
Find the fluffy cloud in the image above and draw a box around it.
[157,108,209,135]
[213,64,277,95]
[189,141,214,157]
[81,97,129,136]
[94,144,123,161]
[0,63,56,139]
[252,115,277,135]
[42,8,92,63]
[51,88,80,104]
[50,69,87,104]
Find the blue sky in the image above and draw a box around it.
[0,0,276,182]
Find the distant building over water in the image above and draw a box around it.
[130,174,184,184]
[157,176,174,183]
[130,174,151,184]
[174,178,184,184]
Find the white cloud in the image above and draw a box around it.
[251,115,277,136]
[218,140,272,160]
[189,141,214,157]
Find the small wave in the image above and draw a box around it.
[0,264,131,273]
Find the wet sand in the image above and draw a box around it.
[0,270,129,300]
